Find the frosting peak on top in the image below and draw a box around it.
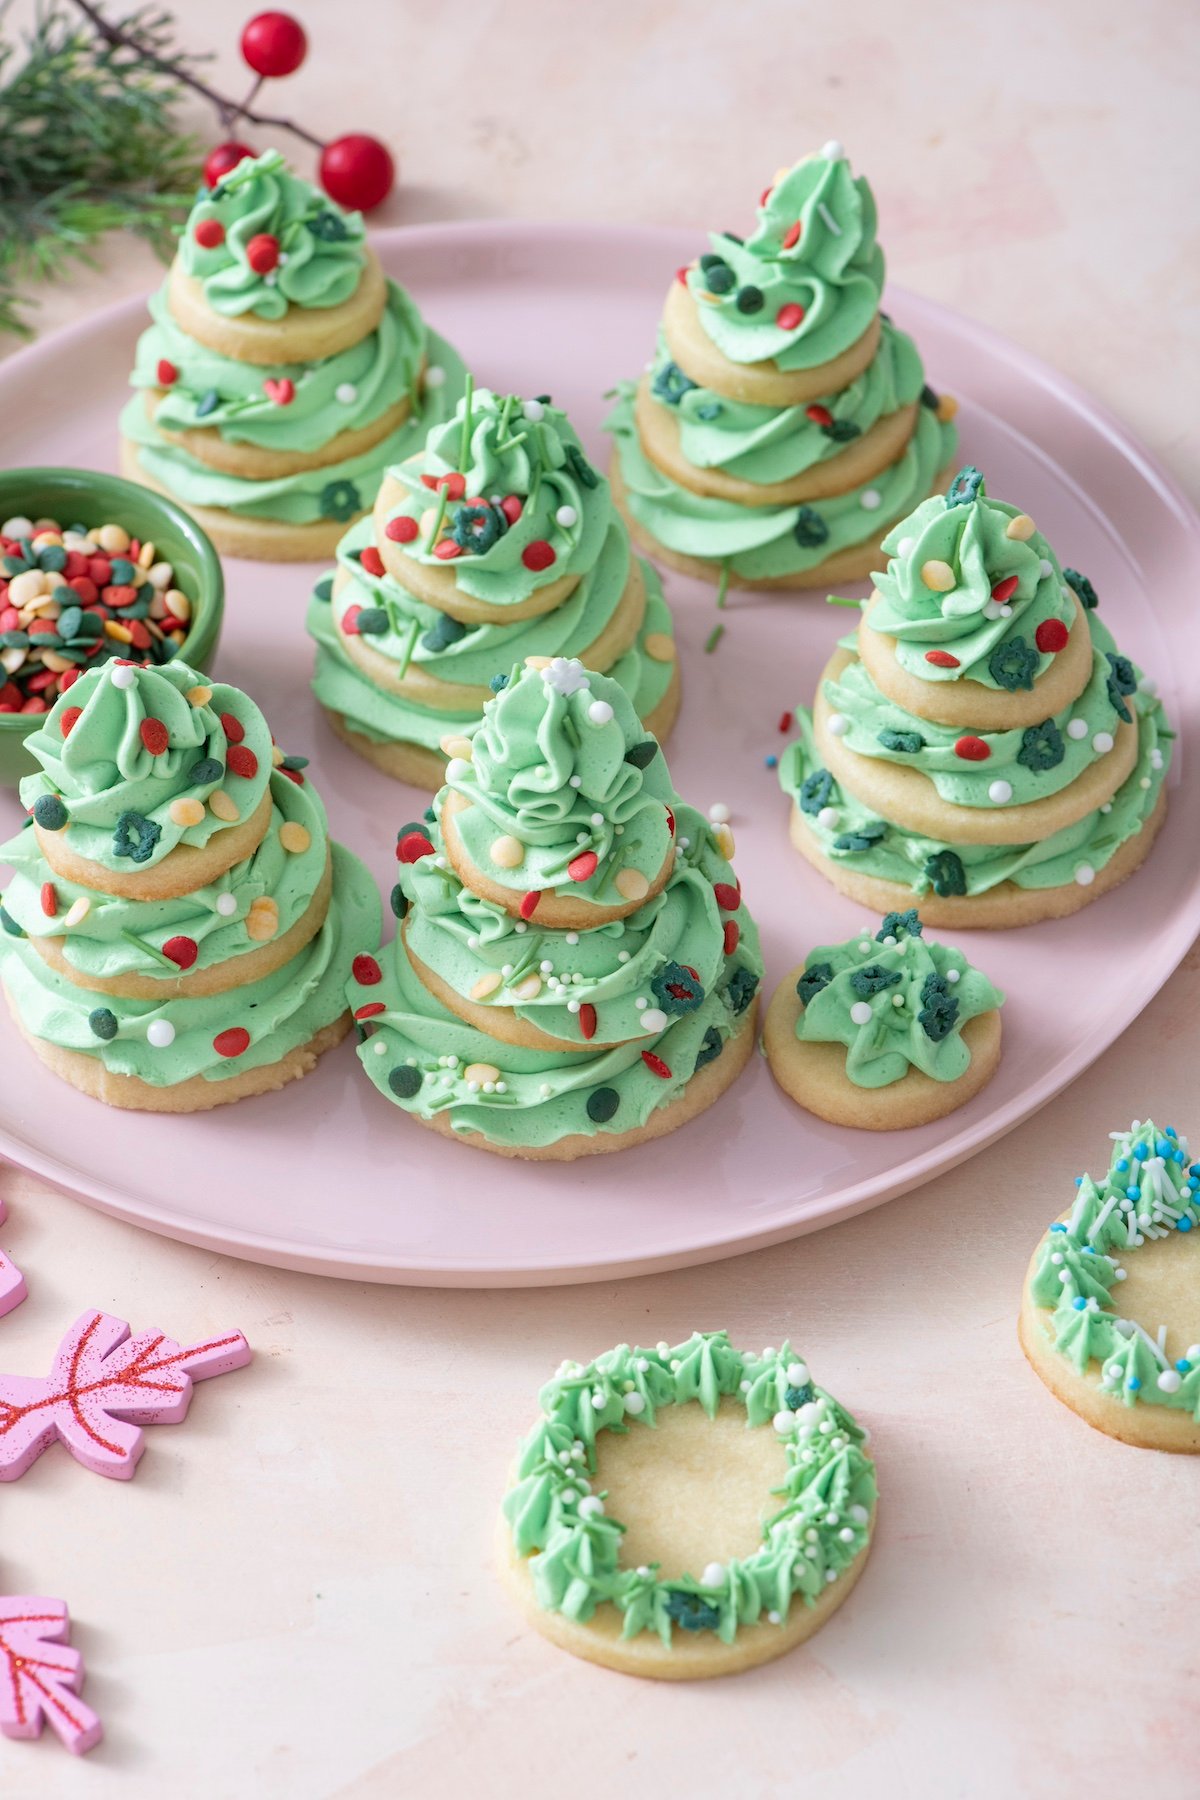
[686,148,884,372]
[179,149,366,320]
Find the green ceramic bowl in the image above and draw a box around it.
[0,467,225,787]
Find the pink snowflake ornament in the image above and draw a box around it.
[0,1310,250,1481]
[0,1198,27,1318]
[0,1598,102,1754]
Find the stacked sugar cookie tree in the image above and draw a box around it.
[308,385,680,788]
[121,148,466,560]
[606,143,958,591]
[0,659,379,1109]
[347,657,761,1158]
[779,468,1171,925]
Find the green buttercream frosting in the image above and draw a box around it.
[686,150,884,371]
[179,149,366,318]
[20,659,271,873]
[383,389,609,606]
[502,1332,875,1645]
[868,471,1075,687]
[1029,1122,1200,1420]
[794,911,1002,1088]
[648,316,926,486]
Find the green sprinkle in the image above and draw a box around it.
[394,620,420,680]
[704,624,725,654]
[457,373,475,476]
[120,928,174,968]
[825,593,864,608]
[716,560,730,611]
[424,487,449,554]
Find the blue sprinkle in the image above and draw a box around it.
[1082,1245,1095,1254]
[1167,1126,1178,1137]
[1074,1176,1083,1187]
[1156,1139,1172,1157]
[1179,1217,1193,1233]
[1072,1297,1087,1311]
[1128,1377,1142,1391]
[1191,1164,1200,1177]
[765,755,778,768]
[1050,1222,1067,1232]
[1133,1144,1148,1160]
[1116,1159,1128,1172]
[1126,1186,1140,1199]
[1177,1360,1192,1374]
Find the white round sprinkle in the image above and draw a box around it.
[424,365,446,388]
[1092,731,1114,754]
[819,139,845,161]
[860,488,882,511]
[1039,558,1053,578]
[445,757,471,781]
[849,1504,869,1524]
[555,504,578,528]
[215,893,238,917]
[708,801,731,823]
[827,712,849,737]
[335,382,358,404]
[147,1020,175,1048]
[772,1410,796,1434]
[1067,718,1088,740]
[578,1495,603,1518]
[786,1361,808,1385]
[988,779,1013,804]
[850,1001,873,1026]
[640,1008,668,1034]
[522,399,545,422]
[623,1391,645,1415]
[816,805,840,829]
[1,516,33,539]
[945,967,960,983]
[569,775,582,788]
[896,536,915,558]
[1074,863,1096,887]
[111,664,136,690]
[767,1610,782,1625]
[587,699,613,726]
[700,1563,725,1588]
[1157,1369,1183,1394]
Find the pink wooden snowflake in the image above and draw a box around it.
[0,1310,250,1480]
[0,1598,102,1754]
[0,1199,27,1319]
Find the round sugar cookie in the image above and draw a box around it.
[662,279,882,406]
[146,388,412,481]
[166,249,389,365]
[498,1333,876,1678]
[34,788,273,902]
[404,927,625,1054]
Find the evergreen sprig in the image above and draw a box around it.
[0,2,204,338]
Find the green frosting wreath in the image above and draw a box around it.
[502,1331,876,1646]
[1028,1120,1200,1417]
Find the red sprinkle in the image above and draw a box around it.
[954,735,991,762]
[805,404,834,427]
[665,806,675,835]
[579,1003,597,1040]
[925,650,961,668]
[385,515,419,543]
[156,359,178,387]
[246,232,280,274]
[990,575,1020,604]
[226,744,258,779]
[360,546,385,577]
[220,710,245,744]
[396,831,435,864]
[263,377,295,406]
[1036,618,1070,653]
[776,302,805,330]
[522,541,556,573]
[162,935,198,970]
[518,890,541,920]
[60,668,81,692]
[500,495,523,525]
[713,881,741,911]
[139,717,169,755]
[68,576,98,605]
[194,218,225,249]
[40,882,57,918]
[87,557,112,586]
[342,604,363,636]
[642,1050,672,1080]
[438,472,466,500]
[213,1027,251,1058]
[759,186,772,207]
[355,1002,387,1020]
[568,851,598,883]
[432,539,461,560]
[675,265,690,286]
[781,220,803,249]
[723,920,740,956]
[60,706,82,737]
[778,710,793,733]
[352,953,382,986]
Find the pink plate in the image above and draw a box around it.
[0,222,1197,1287]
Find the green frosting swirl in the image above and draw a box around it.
[383,389,610,606]
[131,280,425,454]
[20,659,272,873]
[868,472,1075,687]
[1028,1121,1200,1420]
[685,151,884,371]
[649,316,926,486]
[502,1332,875,1645]
[179,150,366,318]
[445,661,675,910]
[306,515,676,754]
[119,329,468,525]
[606,383,956,580]
[794,911,1003,1087]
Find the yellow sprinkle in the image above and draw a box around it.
[936,394,959,424]
[164,587,191,622]
[419,508,438,537]
[773,165,790,184]
[464,1062,501,1088]
[169,797,205,827]
[272,745,285,766]
[96,523,130,553]
[64,896,90,928]
[245,898,279,942]
[8,570,47,606]
[208,789,238,822]
[104,620,134,644]
[185,684,212,708]
[490,834,524,870]
[31,531,63,550]
[643,632,676,663]
[470,972,503,1001]
[279,822,311,854]
[137,540,156,569]
[695,289,722,305]
[1006,513,1036,541]
[523,655,551,670]
[921,559,956,593]
[615,867,650,902]
[512,974,542,1001]
[714,823,736,861]
[438,735,473,760]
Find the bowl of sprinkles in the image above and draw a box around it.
[0,467,225,785]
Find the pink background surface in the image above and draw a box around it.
[1,0,1198,1792]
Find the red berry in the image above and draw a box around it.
[227,745,258,779]
[499,495,523,525]
[352,953,382,986]
[213,1027,251,1058]
[954,735,991,762]
[359,546,384,577]
[924,650,961,668]
[641,1050,672,1080]
[140,717,169,755]
[776,302,805,330]
[781,220,803,249]
[263,377,294,405]
[319,135,395,213]
[194,218,225,250]
[60,706,82,737]
[220,710,245,744]
[805,404,833,427]
[568,850,598,883]
[203,141,255,188]
[396,831,435,864]
[246,233,280,275]
[1036,618,1070,653]
[519,890,541,920]
[240,11,307,77]
[354,1002,387,1020]
[990,575,1020,605]
[385,515,418,543]
[156,359,178,387]
[713,881,740,911]
[40,882,57,917]
[723,920,740,955]
[162,935,199,970]
[579,1004,597,1040]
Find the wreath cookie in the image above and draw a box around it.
[764,909,1003,1129]
[1019,1119,1200,1453]
[499,1331,876,1679]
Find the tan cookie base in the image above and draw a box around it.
[120,435,360,562]
[393,1002,757,1162]
[610,455,958,594]
[320,659,682,793]
[166,250,388,365]
[441,788,675,929]
[814,648,1137,846]
[857,591,1094,730]
[146,388,412,481]
[8,997,351,1114]
[635,376,918,507]
[1019,1221,1200,1454]
[498,1394,874,1678]
[785,786,1168,928]
[405,928,624,1054]
[36,789,273,901]
[373,474,579,625]
[763,968,1001,1129]
[28,853,332,999]
[663,279,882,406]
